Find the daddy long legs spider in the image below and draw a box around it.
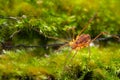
[44,12,120,70]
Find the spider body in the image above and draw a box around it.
[69,34,91,50]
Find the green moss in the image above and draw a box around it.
[0,44,119,79]
[0,0,120,79]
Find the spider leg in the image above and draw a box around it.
[45,35,69,42]
[91,32,120,43]
[55,43,69,52]
[72,27,76,40]
[62,50,73,72]
[78,12,97,36]
[88,44,91,61]
[63,50,78,70]
[63,50,72,65]
[69,50,78,63]
[88,32,120,59]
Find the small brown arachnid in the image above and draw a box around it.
[69,34,91,50]
[45,12,120,69]
[62,13,97,68]
[62,12,120,68]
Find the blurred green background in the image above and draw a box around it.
[0,0,120,46]
[0,0,120,80]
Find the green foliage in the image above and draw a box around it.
[0,0,120,44]
[0,0,120,79]
[0,44,120,79]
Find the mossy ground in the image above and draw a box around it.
[0,43,119,80]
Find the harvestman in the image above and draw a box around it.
[45,12,120,68]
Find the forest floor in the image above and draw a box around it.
[0,43,120,80]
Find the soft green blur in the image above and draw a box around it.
[0,44,120,79]
[0,0,120,79]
